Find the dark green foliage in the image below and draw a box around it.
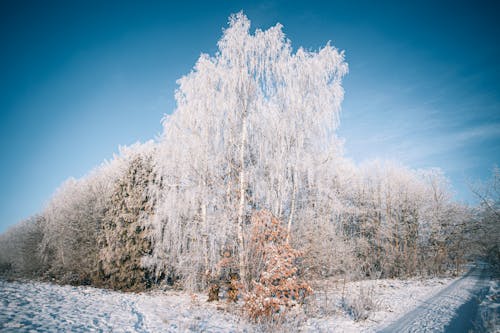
[96,156,155,291]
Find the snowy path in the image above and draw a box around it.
[378,265,490,333]
[0,280,247,332]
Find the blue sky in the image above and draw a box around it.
[1,0,499,232]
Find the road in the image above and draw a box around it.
[378,264,491,333]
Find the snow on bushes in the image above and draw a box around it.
[244,210,312,320]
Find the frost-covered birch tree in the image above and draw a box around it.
[146,12,347,290]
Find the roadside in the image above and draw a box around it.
[378,263,497,333]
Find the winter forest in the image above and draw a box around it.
[0,13,498,323]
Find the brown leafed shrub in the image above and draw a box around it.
[207,281,220,302]
[207,249,241,303]
[244,210,312,321]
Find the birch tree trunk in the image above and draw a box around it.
[237,112,248,289]
[201,197,209,286]
[286,168,298,244]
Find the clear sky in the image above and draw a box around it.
[1,0,499,232]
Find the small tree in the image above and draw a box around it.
[244,210,312,321]
[470,167,500,274]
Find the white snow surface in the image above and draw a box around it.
[0,276,457,332]
[302,276,455,332]
[0,280,248,332]
[476,279,500,332]
[377,266,493,333]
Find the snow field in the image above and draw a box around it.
[0,276,456,332]
[0,280,248,332]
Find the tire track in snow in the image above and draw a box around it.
[378,265,490,333]
[128,298,147,333]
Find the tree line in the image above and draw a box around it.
[1,13,497,296]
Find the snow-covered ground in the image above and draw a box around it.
[1,273,490,332]
[0,280,248,332]
[475,279,500,333]
[302,276,456,332]
[377,266,492,332]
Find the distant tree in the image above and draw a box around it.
[39,148,126,282]
[0,215,44,275]
[469,167,500,273]
[41,178,102,280]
